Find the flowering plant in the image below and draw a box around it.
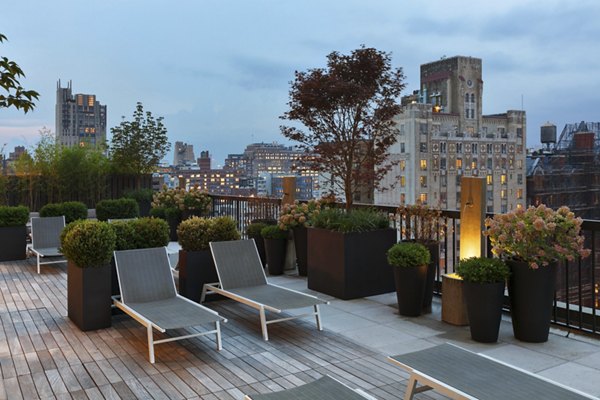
[278,199,321,230]
[396,202,446,243]
[151,185,211,215]
[484,204,591,269]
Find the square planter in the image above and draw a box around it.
[307,227,396,300]
[178,249,220,302]
[0,226,27,261]
[68,261,112,331]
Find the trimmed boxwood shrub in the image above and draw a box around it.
[96,198,140,221]
[260,225,288,240]
[246,222,268,239]
[131,217,170,249]
[456,257,510,284]
[387,242,431,268]
[60,220,116,267]
[177,216,240,251]
[110,220,137,251]
[312,208,389,233]
[0,205,29,227]
[40,201,88,223]
[123,188,154,203]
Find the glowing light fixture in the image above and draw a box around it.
[460,177,486,259]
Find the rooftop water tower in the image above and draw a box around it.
[540,122,557,150]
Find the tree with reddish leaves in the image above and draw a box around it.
[280,46,405,209]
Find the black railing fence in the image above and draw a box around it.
[208,194,600,337]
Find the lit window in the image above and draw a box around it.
[501,174,507,184]
[420,160,427,170]
[420,176,427,188]
[501,189,506,199]
[400,193,405,204]
[400,176,406,187]
[517,189,523,199]
[419,193,428,204]
[400,160,406,171]
[471,160,477,169]
[456,158,462,169]
[487,175,493,185]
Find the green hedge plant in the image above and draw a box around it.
[387,242,431,268]
[177,216,240,251]
[96,198,140,221]
[456,257,510,284]
[131,217,170,249]
[40,201,87,223]
[0,205,29,227]
[260,225,288,240]
[311,208,389,233]
[246,222,268,238]
[110,220,137,251]
[60,220,116,267]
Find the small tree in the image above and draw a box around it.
[110,102,170,176]
[0,33,39,113]
[280,46,405,208]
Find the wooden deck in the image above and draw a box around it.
[0,259,414,399]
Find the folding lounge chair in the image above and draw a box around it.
[113,247,226,363]
[30,216,66,274]
[205,239,328,341]
[244,375,377,399]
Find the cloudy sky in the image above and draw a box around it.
[2,0,599,165]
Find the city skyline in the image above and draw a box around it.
[2,0,600,165]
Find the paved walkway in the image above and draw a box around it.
[1,255,599,399]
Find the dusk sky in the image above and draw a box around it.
[2,0,599,166]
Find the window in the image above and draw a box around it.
[457,143,463,153]
[456,158,462,169]
[470,109,475,119]
[420,142,428,152]
[470,93,475,103]
[517,127,523,138]
[472,143,478,154]
[465,109,469,119]
[440,158,446,169]
[517,159,523,169]
[400,176,406,187]
[517,189,523,199]
[456,175,462,186]
[419,193,428,204]
[420,159,427,170]
[487,144,493,154]
[501,189,507,199]
[441,175,447,186]
[440,142,447,153]
[501,144,507,154]
[471,160,477,169]
[420,123,428,134]
[400,193,405,204]
[399,160,406,171]
[400,124,405,134]
[465,93,469,102]
[487,175,493,185]
[517,174,523,184]
[400,143,405,153]
[420,176,427,188]
[501,174,507,184]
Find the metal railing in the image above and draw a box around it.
[208,194,600,337]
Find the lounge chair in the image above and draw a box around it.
[30,216,66,274]
[205,239,328,341]
[113,247,226,363]
[389,343,597,400]
[244,375,377,399]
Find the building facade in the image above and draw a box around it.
[173,141,196,166]
[376,56,527,213]
[55,80,107,147]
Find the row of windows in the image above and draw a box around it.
[400,173,523,188]
[411,158,523,171]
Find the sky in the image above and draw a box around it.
[2,0,600,166]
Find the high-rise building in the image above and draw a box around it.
[55,80,107,147]
[376,56,527,213]
[173,141,196,166]
[197,151,211,171]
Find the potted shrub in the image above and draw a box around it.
[387,242,431,317]
[124,188,154,217]
[278,199,322,276]
[177,216,240,302]
[396,202,446,311]
[151,186,212,240]
[261,225,288,275]
[0,205,29,261]
[60,220,116,331]
[40,201,88,223]
[246,221,270,267]
[307,208,396,300]
[485,204,591,342]
[96,198,139,221]
[456,257,510,343]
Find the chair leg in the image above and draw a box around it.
[200,284,208,303]
[147,325,155,364]
[314,304,323,331]
[216,321,222,351]
[37,253,41,274]
[259,306,269,341]
[404,375,418,400]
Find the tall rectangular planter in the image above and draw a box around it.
[307,228,396,300]
[68,261,112,331]
[0,226,27,261]
[178,250,219,302]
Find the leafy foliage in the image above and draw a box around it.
[177,216,240,251]
[110,220,137,251]
[0,205,29,227]
[311,207,389,233]
[456,257,510,284]
[246,222,268,238]
[0,33,39,113]
[260,225,288,240]
[130,217,170,248]
[60,220,116,268]
[40,201,87,223]
[280,46,405,208]
[110,102,170,174]
[387,242,431,268]
[95,198,139,221]
[123,188,154,203]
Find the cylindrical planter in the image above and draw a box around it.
[393,264,428,317]
[249,234,267,268]
[292,226,308,276]
[264,238,287,275]
[464,281,505,343]
[507,260,557,342]
[421,241,440,311]
[178,250,219,302]
[68,261,112,331]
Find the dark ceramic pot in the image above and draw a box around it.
[463,281,505,343]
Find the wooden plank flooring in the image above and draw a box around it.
[0,258,424,400]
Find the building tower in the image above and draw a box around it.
[376,56,527,214]
[55,80,107,147]
[173,141,196,166]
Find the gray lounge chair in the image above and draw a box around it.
[205,239,328,341]
[244,375,377,399]
[389,343,598,400]
[113,247,226,363]
[30,216,66,274]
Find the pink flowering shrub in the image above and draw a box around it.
[278,199,322,230]
[484,204,591,269]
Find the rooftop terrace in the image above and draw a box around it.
[1,256,600,399]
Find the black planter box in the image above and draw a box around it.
[68,261,112,331]
[307,227,396,300]
[178,250,220,302]
[0,226,27,261]
[264,238,286,275]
